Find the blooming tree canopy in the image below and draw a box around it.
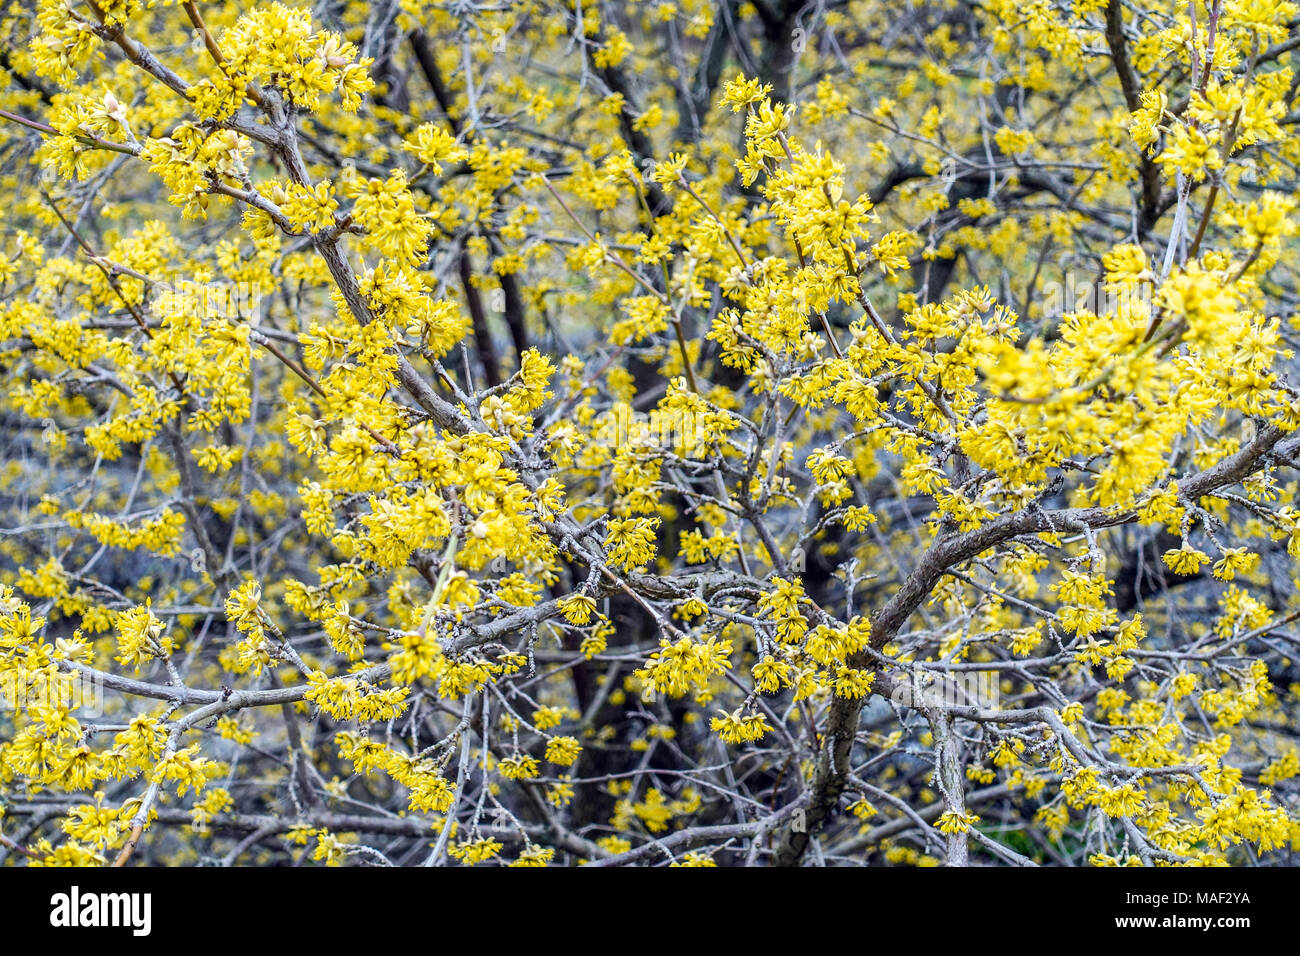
[1,0,1299,867]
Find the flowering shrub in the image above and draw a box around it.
[0,0,1299,867]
